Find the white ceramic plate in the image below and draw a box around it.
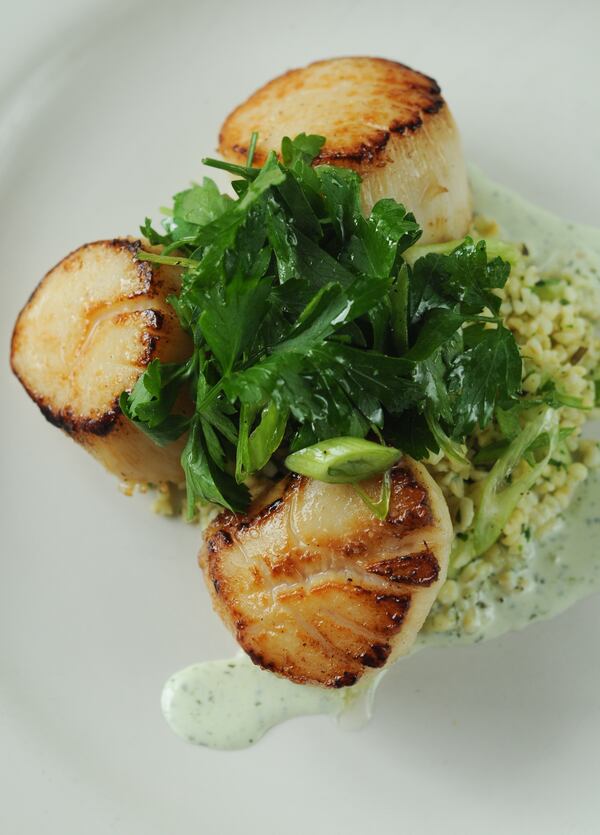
[1,1,599,833]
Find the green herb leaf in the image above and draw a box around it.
[182,418,249,516]
[120,357,194,444]
[450,324,522,435]
[168,178,231,240]
[343,199,420,277]
[316,165,361,243]
[281,133,325,166]
[405,309,466,361]
[198,276,272,375]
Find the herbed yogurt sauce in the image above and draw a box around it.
[162,166,600,750]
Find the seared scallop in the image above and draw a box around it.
[11,239,192,484]
[219,56,471,244]
[201,458,452,687]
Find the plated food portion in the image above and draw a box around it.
[10,57,600,746]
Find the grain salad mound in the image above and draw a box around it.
[424,220,600,637]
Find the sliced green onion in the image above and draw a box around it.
[135,251,198,268]
[246,131,259,168]
[285,437,401,484]
[425,409,470,467]
[449,407,559,577]
[352,469,392,520]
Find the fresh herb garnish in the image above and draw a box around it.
[122,134,525,516]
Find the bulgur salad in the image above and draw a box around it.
[423,199,600,641]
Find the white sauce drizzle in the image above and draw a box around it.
[162,166,600,750]
[161,655,382,750]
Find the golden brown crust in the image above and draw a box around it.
[203,464,435,551]
[219,56,445,171]
[12,314,164,438]
[200,460,452,687]
[219,56,472,245]
[367,548,440,586]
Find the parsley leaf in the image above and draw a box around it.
[343,199,421,276]
[168,178,231,240]
[198,275,272,375]
[182,418,249,515]
[449,324,522,435]
[120,357,194,445]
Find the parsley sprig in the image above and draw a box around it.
[121,133,525,517]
